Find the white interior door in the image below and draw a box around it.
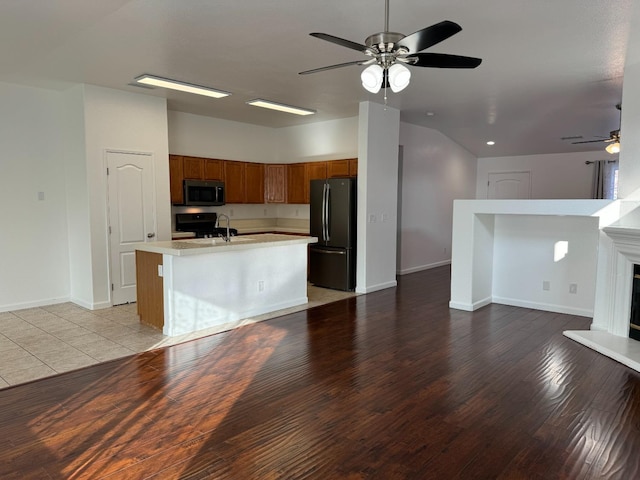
[487,171,531,199]
[107,151,156,305]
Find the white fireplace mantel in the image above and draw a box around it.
[565,206,640,372]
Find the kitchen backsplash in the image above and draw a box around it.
[171,203,310,231]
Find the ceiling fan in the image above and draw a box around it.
[299,0,482,94]
[572,104,621,154]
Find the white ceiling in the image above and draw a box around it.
[0,0,633,157]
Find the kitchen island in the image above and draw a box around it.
[135,234,317,336]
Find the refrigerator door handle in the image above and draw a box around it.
[325,183,331,241]
[321,183,327,241]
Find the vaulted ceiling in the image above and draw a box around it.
[0,0,633,157]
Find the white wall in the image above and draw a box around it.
[619,61,640,198]
[476,151,612,199]
[0,82,70,311]
[398,123,477,274]
[275,117,358,162]
[81,85,170,308]
[168,111,277,163]
[492,215,599,316]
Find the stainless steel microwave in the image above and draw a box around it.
[183,180,225,206]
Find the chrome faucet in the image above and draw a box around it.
[216,213,231,242]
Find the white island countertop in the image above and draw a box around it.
[136,233,318,256]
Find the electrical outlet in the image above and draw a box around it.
[258,280,265,292]
[230,208,234,217]
[569,283,578,294]
[543,281,550,291]
[369,214,377,223]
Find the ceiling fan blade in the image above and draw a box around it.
[299,60,368,75]
[571,139,608,144]
[397,20,462,53]
[309,32,368,53]
[408,53,482,68]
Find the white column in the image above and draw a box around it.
[356,101,400,293]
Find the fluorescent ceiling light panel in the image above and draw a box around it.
[135,74,231,98]
[246,99,316,116]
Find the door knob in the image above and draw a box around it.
[147,233,156,238]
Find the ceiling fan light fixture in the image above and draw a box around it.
[606,142,620,154]
[134,74,231,98]
[361,64,383,93]
[388,63,411,93]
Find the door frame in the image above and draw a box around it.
[486,170,532,199]
[104,148,157,306]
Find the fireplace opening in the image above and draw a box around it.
[630,265,640,341]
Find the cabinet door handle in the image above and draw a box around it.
[147,233,156,239]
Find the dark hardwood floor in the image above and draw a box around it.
[2,266,640,479]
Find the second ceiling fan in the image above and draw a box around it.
[299,0,482,94]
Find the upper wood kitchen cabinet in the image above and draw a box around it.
[327,159,351,178]
[245,162,265,204]
[169,155,185,204]
[306,162,327,203]
[203,158,224,180]
[182,156,204,179]
[265,164,287,203]
[287,163,307,204]
[349,158,358,177]
[224,161,246,204]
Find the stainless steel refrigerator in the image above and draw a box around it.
[309,177,356,291]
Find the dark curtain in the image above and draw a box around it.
[591,160,605,199]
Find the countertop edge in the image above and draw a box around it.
[136,234,318,256]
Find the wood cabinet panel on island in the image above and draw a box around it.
[265,164,287,203]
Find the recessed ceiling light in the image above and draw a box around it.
[246,99,316,116]
[486,141,495,145]
[134,74,231,98]
[425,111,435,117]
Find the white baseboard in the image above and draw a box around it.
[492,296,593,317]
[356,280,398,294]
[397,260,451,275]
[449,296,492,311]
[0,296,70,313]
[69,297,113,311]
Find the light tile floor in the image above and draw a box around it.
[0,285,355,389]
